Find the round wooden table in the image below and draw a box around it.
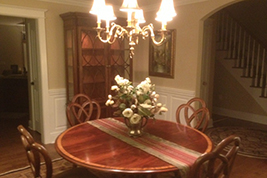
[55,117,212,177]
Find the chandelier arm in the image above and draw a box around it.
[151,33,165,46]
[96,30,113,44]
[141,24,166,46]
[110,22,128,42]
[140,23,154,39]
[95,23,127,44]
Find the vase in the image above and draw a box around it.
[124,117,148,137]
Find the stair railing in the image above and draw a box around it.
[215,10,267,98]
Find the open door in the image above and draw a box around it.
[200,18,216,126]
[200,18,216,109]
[25,19,41,133]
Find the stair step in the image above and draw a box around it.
[232,67,245,69]
[215,9,267,110]
[241,76,253,78]
[224,58,237,60]
[216,49,228,52]
[250,85,262,88]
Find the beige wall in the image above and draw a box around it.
[133,0,243,94]
[0,25,24,74]
[213,61,266,115]
[0,0,242,92]
[0,0,91,89]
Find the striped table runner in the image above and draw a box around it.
[87,118,202,178]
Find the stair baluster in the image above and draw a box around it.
[216,10,267,98]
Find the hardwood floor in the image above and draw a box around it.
[212,114,267,178]
[0,112,60,173]
[0,113,266,177]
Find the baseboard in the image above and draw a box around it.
[213,107,267,125]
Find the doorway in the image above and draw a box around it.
[0,16,41,132]
[0,4,49,143]
[200,0,267,126]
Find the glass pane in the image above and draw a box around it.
[66,30,74,101]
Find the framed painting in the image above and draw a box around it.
[149,29,176,78]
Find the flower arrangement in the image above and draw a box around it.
[106,75,168,125]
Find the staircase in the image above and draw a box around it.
[215,10,267,98]
[214,10,267,119]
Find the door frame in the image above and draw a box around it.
[25,19,42,133]
[0,4,50,142]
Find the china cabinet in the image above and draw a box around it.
[60,12,132,117]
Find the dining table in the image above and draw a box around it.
[55,117,212,178]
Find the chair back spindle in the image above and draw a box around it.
[189,135,241,178]
[176,97,210,132]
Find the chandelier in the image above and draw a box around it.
[89,0,176,58]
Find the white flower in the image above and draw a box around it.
[140,103,153,109]
[123,79,130,85]
[158,106,168,113]
[115,75,123,84]
[131,105,136,110]
[106,76,168,119]
[105,99,114,106]
[122,108,133,118]
[127,85,133,92]
[145,77,151,83]
[136,90,142,96]
[129,114,141,124]
[111,85,119,91]
[156,103,162,107]
[150,91,156,97]
[137,80,151,93]
[154,94,159,99]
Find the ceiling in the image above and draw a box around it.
[0,0,180,26]
[0,0,166,26]
[2,0,266,28]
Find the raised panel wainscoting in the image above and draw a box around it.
[46,87,195,143]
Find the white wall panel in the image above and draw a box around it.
[47,89,67,143]
[46,87,195,143]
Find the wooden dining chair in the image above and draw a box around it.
[189,135,241,178]
[17,125,98,178]
[176,97,210,132]
[67,93,101,126]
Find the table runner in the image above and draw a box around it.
[88,118,202,178]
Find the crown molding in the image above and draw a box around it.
[143,0,209,12]
[38,0,209,12]
[38,0,90,7]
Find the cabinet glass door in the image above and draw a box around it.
[66,29,75,102]
[80,29,106,102]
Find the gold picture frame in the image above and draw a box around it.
[149,29,176,78]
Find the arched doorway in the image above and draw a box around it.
[200,0,267,126]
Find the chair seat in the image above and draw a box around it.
[53,167,98,178]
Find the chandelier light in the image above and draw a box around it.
[89,0,177,59]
